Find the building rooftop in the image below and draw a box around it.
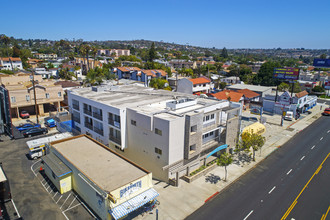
[51,135,148,192]
[227,84,273,93]
[70,85,227,120]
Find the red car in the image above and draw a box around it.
[322,108,330,116]
[20,111,30,119]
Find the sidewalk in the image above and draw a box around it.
[134,103,325,220]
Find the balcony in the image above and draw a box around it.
[72,116,80,124]
[73,104,80,111]
[94,127,104,136]
[109,135,121,145]
[93,112,103,121]
[108,118,120,128]
[84,122,93,130]
[83,108,92,116]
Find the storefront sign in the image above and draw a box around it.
[250,105,263,115]
[120,180,142,198]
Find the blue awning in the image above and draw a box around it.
[206,144,228,159]
[109,188,159,220]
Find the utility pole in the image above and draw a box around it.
[30,71,39,124]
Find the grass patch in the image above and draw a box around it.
[319,94,330,99]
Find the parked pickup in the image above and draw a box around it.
[16,123,41,132]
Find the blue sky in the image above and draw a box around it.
[1,0,330,49]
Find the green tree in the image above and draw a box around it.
[312,85,325,93]
[253,61,281,86]
[293,81,302,93]
[320,54,327,59]
[0,35,13,71]
[47,62,54,69]
[91,46,98,69]
[178,68,193,77]
[148,42,157,62]
[278,82,290,92]
[149,78,169,89]
[84,67,105,86]
[240,132,265,161]
[221,47,228,58]
[219,82,227,90]
[217,152,233,181]
[59,68,75,80]
[12,45,21,57]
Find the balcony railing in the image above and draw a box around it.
[109,135,121,145]
[83,108,92,116]
[72,116,80,124]
[93,112,103,121]
[73,104,80,111]
[85,122,93,130]
[108,118,120,128]
[94,127,104,136]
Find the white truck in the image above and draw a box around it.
[27,132,73,159]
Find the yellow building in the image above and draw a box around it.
[43,135,158,220]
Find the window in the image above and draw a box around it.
[206,115,210,121]
[190,125,197,133]
[210,131,214,136]
[131,120,136,126]
[189,144,196,153]
[155,128,162,136]
[203,84,206,87]
[11,97,16,103]
[26,95,30,101]
[155,147,162,155]
[211,114,215,119]
[205,133,209,138]
[45,93,50,99]
[58,92,61,97]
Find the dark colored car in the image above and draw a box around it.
[23,127,48,138]
[322,108,330,116]
[19,111,30,119]
[16,123,41,132]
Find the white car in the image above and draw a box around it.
[284,111,293,121]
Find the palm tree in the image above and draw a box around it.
[91,46,98,69]
[0,35,13,71]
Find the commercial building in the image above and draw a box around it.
[227,84,273,98]
[0,57,23,70]
[43,135,158,220]
[68,85,241,183]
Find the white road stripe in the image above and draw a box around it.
[56,195,63,204]
[243,210,254,220]
[300,156,305,161]
[327,130,330,133]
[11,200,21,218]
[287,169,293,175]
[320,137,323,141]
[311,145,315,150]
[268,186,276,194]
[60,193,72,209]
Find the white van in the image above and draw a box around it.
[27,132,72,159]
[284,111,293,121]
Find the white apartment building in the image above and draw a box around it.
[177,77,213,94]
[0,57,23,70]
[68,85,241,183]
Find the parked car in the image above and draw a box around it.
[284,111,293,121]
[19,111,30,119]
[16,123,41,132]
[23,127,48,138]
[322,108,330,116]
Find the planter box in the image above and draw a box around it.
[182,163,218,183]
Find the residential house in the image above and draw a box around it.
[227,84,273,98]
[236,89,261,109]
[67,85,241,183]
[97,49,130,57]
[34,68,52,79]
[139,69,168,86]
[115,67,142,80]
[210,90,244,113]
[34,53,58,60]
[0,57,23,70]
[221,76,241,85]
[177,77,213,95]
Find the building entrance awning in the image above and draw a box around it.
[109,188,159,220]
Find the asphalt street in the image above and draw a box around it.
[186,116,330,220]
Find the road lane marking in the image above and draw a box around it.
[327,130,330,133]
[268,186,276,194]
[243,210,253,220]
[60,193,72,209]
[300,156,305,161]
[311,145,315,150]
[281,152,330,220]
[287,169,293,175]
[320,137,323,141]
[321,205,330,220]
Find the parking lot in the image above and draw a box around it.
[0,134,96,220]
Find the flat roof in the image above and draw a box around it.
[70,85,226,120]
[228,84,273,93]
[51,135,148,192]
[43,153,72,177]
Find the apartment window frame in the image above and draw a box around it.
[45,93,50,99]
[58,92,61,97]
[189,144,196,153]
[155,128,162,136]
[11,96,16,103]
[211,114,215,119]
[190,125,197,134]
[155,147,162,155]
[26,95,30,101]
[131,120,136,126]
